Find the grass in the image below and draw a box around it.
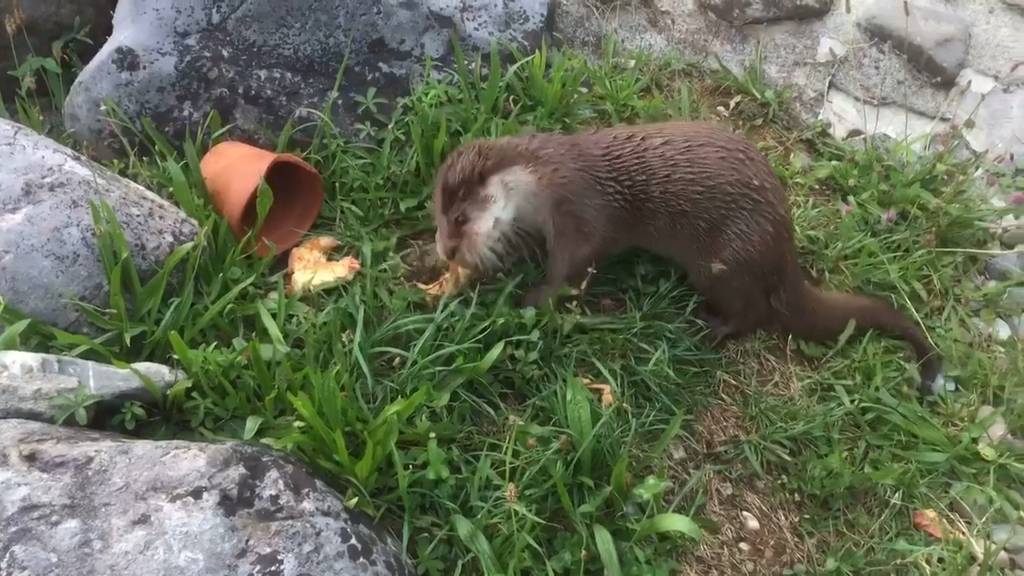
[3,32,1024,576]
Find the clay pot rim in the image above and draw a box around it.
[200,141,325,257]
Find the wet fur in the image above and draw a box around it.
[432,121,943,395]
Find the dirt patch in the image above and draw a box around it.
[672,382,818,575]
[398,234,445,284]
[679,470,814,576]
[716,338,806,399]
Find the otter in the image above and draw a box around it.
[431,120,943,394]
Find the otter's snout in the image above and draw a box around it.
[441,243,458,261]
[435,230,459,262]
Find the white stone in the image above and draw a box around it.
[741,511,761,532]
[816,35,847,62]
[0,352,182,423]
[957,69,999,95]
[820,88,947,150]
[993,318,1014,341]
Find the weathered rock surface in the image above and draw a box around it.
[0,0,116,98]
[0,418,413,576]
[0,351,181,423]
[556,0,1024,164]
[955,83,1024,167]
[820,86,946,148]
[703,0,832,25]
[63,0,553,155]
[0,118,197,332]
[858,0,970,85]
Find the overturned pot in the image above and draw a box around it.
[199,141,324,256]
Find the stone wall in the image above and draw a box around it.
[555,0,1024,166]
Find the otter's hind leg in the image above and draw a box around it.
[694,268,774,345]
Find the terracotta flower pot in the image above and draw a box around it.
[199,141,324,256]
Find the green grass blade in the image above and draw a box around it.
[592,524,623,576]
[452,514,503,576]
[0,319,31,350]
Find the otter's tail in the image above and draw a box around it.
[772,261,942,393]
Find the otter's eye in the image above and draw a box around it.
[454,213,468,227]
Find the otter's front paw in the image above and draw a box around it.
[695,307,735,347]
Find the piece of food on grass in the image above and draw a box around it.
[287,235,361,295]
[582,377,615,408]
[416,261,473,300]
[912,509,953,540]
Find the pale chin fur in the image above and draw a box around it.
[462,165,542,272]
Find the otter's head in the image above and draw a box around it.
[432,140,541,271]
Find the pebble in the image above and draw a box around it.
[951,482,991,520]
[985,252,1024,281]
[977,405,1011,446]
[741,511,761,532]
[1004,287,1024,311]
[993,318,1014,341]
[669,444,687,462]
[992,524,1024,552]
[1007,315,1024,339]
[1002,225,1024,248]
[925,372,958,395]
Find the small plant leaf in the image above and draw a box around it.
[0,319,31,350]
[243,415,264,440]
[635,513,702,540]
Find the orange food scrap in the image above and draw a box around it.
[912,509,951,540]
[287,236,361,295]
[583,378,615,409]
[416,261,473,301]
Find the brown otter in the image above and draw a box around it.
[431,120,943,394]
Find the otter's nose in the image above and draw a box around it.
[436,239,458,262]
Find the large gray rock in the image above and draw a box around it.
[0,118,197,332]
[0,0,116,99]
[703,0,832,25]
[63,0,553,155]
[858,0,970,85]
[0,418,414,576]
[0,351,182,423]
